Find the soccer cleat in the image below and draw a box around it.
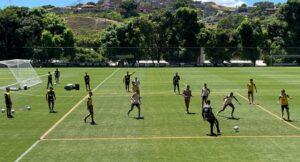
[91,121,96,125]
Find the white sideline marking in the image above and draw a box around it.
[14,68,120,162]
[40,68,120,139]
[42,135,300,141]
[14,140,40,162]
[236,92,300,131]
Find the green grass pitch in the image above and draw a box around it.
[1,67,300,162]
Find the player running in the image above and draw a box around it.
[217,92,240,118]
[247,79,257,104]
[278,89,292,121]
[46,87,56,113]
[182,85,192,114]
[127,91,142,119]
[47,72,53,89]
[202,100,221,136]
[201,83,211,108]
[84,72,91,91]
[54,68,60,84]
[84,91,96,125]
[173,72,180,94]
[123,71,135,92]
[4,87,13,118]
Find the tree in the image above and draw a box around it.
[119,0,139,18]
[218,15,245,30]
[251,1,275,16]
[86,2,96,6]
[237,19,265,65]
[238,3,248,13]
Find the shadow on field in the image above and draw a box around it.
[217,114,240,120]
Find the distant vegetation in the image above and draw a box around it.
[0,0,300,66]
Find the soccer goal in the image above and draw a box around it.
[0,59,42,90]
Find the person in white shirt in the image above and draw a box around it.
[127,92,142,119]
[217,92,240,118]
[201,83,211,108]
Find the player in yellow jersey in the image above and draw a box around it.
[4,87,13,118]
[84,91,96,125]
[247,79,257,104]
[278,89,292,121]
[46,87,56,113]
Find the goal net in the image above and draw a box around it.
[0,59,42,90]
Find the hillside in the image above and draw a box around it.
[64,16,117,35]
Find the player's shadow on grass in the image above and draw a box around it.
[135,116,144,120]
[217,114,240,120]
[187,112,196,115]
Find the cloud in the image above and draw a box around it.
[195,0,247,7]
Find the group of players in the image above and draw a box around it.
[3,69,293,135]
[173,73,292,136]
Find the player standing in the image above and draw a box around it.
[202,100,221,136]
[47,72,53,89]
[84,91,96,125]
[278,89,292,121]
[201,83,211,108]
[127,91,142,119]
[46,87,56,113]
[123,71,135,92]
[182,85,192,114]
[54,68,60,84]
[247,79,257,104]
[217,92,240,118]
[84,72,91,91]
[173,72,180,94]
[4,87,13,118]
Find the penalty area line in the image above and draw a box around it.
[41,135,300,141]
[15,69,120,162]
[40,68,120,140]
[236,92,300,131]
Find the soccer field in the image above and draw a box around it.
[1,67,300,162]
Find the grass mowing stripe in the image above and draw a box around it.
[14,68,120,162]
[14,140,40,162]
[41,135,300,141]
[236,92,300,131]
[40,68,120,140]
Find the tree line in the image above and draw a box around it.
[1,0,300,65]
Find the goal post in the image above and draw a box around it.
[0,59,42,90]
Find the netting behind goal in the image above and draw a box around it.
[0,59,42,89]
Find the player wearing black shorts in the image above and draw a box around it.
[54,68,60,84]
[84,91,96,125]
[47,72,53,89]
[279,89,292,121]
[84,72,91,91]
[123,71,135,92]
[217,92,240,118]
[202,100,221,136]
[201,83,211,108]
[4,87,13,118]
[173,72,180,94]
[46,87,56,113]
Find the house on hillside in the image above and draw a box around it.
[264,7,277,15]
[74,4,98,13]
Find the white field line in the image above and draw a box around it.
[40,68,120,139]
[41,135,300,141]
[14,140,40,162]
[14,68,119,162]
[236,92,300,131]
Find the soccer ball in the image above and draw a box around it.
[11,109,15,113]
[27,106,31,110]
[233,126,239,132]
[1,108,5,113]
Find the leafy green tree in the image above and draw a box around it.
[120,0,139,18]
[218,15,245,30]
[251,1,275,16]
[238,3,248,13]
[237,19,265,65]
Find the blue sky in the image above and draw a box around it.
[0,0,287,8]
